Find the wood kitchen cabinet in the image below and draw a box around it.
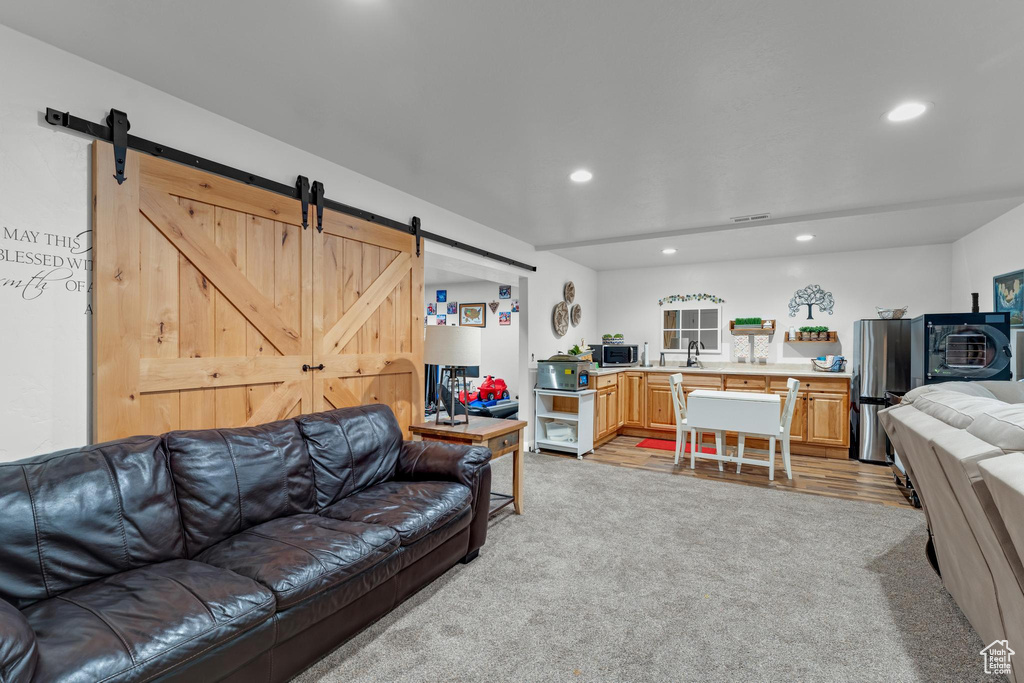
[806,392,848,446]
[645,375,675,430]
[773,389,806,442]
[621,372,646,427]
[588,369,850,458]
[594,374,621,442]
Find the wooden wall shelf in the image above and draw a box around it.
[785,331,838,343]
[729,319,776,336]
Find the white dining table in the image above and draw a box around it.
[686,389,782,479]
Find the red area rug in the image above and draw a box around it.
[635,438,717,454]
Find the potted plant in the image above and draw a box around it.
[733,317,764,331]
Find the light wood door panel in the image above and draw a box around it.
[807,393,849,446]
[95,143,424,442]
[646,384,675,430]
[94,143,314,440]
[622,372,646,427]
[773,390,807,442]
[313,206,423,437]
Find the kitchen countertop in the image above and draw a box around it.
[589,361,851,379]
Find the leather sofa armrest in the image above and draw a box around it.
[395,441,492,556]
[0,598,37,683]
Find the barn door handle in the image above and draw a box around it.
[302,364,325,372]
[297,176,310,229]
[311,181,324,232]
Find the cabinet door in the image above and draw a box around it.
[622,372,646,426]
[606,386,619,435]
[646,384,676,430]
[807,393,849,446]
[774,390,806,442]
[596,388,610,437]
[616,376,626,428]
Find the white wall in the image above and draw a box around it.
[425,282,521,397]
[951,200,1024,378]
[951,201,1024,311]
[596,244,954,365]
[0,24,596,460]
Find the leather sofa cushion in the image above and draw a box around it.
[979,454,1024,586]
[0,598,37,683]
[166,418,316,557]
[296,405,404,508]
[968,404,1024,452]
[0,436,185,609]
[319,481,471,546]
[901,382,998,405]
[196,515,399,609]
[911,390,1005,429]
[22,559,274,683]
[976,380,1024,405]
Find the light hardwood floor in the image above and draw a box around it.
[539,435,914,508]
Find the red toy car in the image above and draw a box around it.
[477,375,510,402]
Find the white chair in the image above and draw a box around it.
[735,377,799,480]
[668,374,714,469]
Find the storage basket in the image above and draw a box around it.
[545,421,577,443]
[811,356,847,373]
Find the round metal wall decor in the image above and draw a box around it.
[571,303,582,327]
[553,301,570,337]
[563,281,576,304]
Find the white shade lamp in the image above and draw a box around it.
[424,325,481,425]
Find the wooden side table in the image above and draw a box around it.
[409,417,526,515]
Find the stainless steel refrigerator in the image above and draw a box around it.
[851,319,912,463]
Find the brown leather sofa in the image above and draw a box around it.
[0,405,491,682]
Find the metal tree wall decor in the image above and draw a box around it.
[788,284,835,320]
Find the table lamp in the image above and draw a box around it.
[424,325,481,425]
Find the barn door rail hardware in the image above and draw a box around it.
[43,106,536,272]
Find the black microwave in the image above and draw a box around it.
[591,344,638,367]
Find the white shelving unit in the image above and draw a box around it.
[533,388,596,459]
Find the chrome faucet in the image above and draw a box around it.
[686,340,705,368]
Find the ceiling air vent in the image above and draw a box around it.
[731,213,772,223]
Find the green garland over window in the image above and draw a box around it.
[658,293,725,306]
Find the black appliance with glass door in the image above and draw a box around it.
[910,312,1013,387]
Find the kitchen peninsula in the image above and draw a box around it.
[584,362,852,458]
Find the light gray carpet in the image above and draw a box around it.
[295,453,993,682]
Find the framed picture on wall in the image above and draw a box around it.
[426,302,436,316]
[499,311,511,325]
[499,285,511,299]
[459,303,486,327]
[994,269,1024,327]
[446,302,458,315]
[436,289,447,303]
[436,314,446,325]
[511,299,519,313]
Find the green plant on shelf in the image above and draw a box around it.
[734,317,764,326]
[799,326,830,333]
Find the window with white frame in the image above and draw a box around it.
[662,305,721,353]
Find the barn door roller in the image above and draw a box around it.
[106,108,130,184]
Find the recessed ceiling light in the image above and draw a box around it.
[569,169,593,183]
[796,234,814,242]
[662,247,677,254]
[886,102,928,122]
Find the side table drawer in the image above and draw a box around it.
[487,430,519,456]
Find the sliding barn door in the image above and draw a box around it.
[93,141,424,442]
[312,206,424,435]
[93,142,314,440]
